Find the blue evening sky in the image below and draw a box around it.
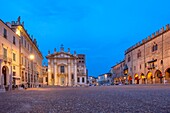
[1,0,170,76]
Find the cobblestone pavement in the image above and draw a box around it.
[0,85,170,113]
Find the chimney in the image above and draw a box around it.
[54,48,56,53]
[48,50,50,55]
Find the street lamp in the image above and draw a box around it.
[124,64,128,84]
[29,54,34,88]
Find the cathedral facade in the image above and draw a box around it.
[46,46,87,86]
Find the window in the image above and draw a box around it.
[13,53,16,61]
[13,72,16,76]
[21,57,23,65]
[25,73,27,82]
[21,36,23,45]
[22,72,24,82]
[60,66,65,73]
[134,66,136,71]
[128,55,131,62]
[28,44,29,51]
[13,66,15,70]
[72,74,74,79]
[152,43,158,52]
[25,58,27,66]
[46,77,48,82]
[25,40,26,48]
[137,50,141,58]
[13,36,16,45]
[3,28,7,38]
[3,48,7,59]
[82,77,85,83]
[78,77,80,82]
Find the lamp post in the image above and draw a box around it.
[29,54,34,88]
[104,74,107,85]
[124,66,128,85]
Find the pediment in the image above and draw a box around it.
[46,52,76,59]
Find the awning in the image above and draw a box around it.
[12,76,21,79]
[147,59,157,63]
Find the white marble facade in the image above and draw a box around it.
[46,46,87,86]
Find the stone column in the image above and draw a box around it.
[68,60,71,86]
[74,60,77,86]
[84,76,87,84]
[48,63,51,85]
[9,65,12,90]
[54,63,57,85]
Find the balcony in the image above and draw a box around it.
[0,55,12,63]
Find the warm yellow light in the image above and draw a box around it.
[135,74,138,78]
[16,29,21,36]
[30,54,35,60]
[141,76,145,79]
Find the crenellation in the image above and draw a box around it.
[156,30,159,35]
[166,24,169,30]
[114,23,170,85]
[160,27,164,33]
[152,33,155,38]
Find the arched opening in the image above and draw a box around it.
[141,73,146,84]
[114,78,119,85]
[147,72,153,84]
[60,76,65,86]
[165,68,170,83]
[154,70,163,84]
[2,66,9,86]
[134,74,139,84]
[22,71,24,82]
[128,75,132,84]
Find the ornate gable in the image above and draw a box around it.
[46,52,77,59]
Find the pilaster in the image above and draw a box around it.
[74,60,77,85]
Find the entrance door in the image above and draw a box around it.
[61,77,65,86]
[2,66,8,86]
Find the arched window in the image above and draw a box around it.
[78,77,80,82]
[82,77,85,83]
[137,50,141,58]
[152,42,158,52]
[60,66,65,73]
